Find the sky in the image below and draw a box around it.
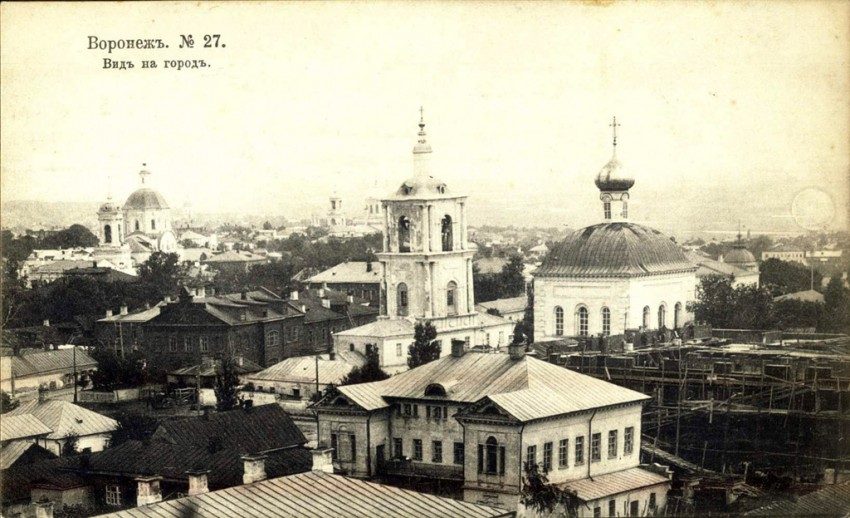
[2,1,848,234]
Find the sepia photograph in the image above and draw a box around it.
[1,1,849,517]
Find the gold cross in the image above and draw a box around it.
[609,116,621,147]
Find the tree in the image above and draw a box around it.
[822,276,850,334]
[498,255,527,298]
[137,252,185,299]
[62,432,79,456]
[89,347,147,391]
[0,390,19,414]
[110,412,160,446]
[408,322,440,369]
[214,356,240,411]
[262,221,273,230]
[520,461,579,518]
[760,258,822,297]
[340,347,389,385]
[688,275,736,327]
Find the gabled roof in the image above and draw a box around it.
[98,303,164,323]
[168,358,264,378]
[323,352,648,421]
[0,456,85,503]
[686,251,754,279]
[151,404,306,452]
[9,349,98,378]
[560,466,670,502]
[0,441,56,470]
[83,439,311,489]
[92,470,513,518]
[7,400,118,440]
[247,352,366,386]
[203,250,268,263]
[308,261,383,284]
[0,414,53,442]
[31,260,95,274]
[774,289,825,303]
[64,267,138,283]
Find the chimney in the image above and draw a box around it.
[241,291,248,300]
[329,351,336,361]
[300,304,307,313]
[197,286,206,298]
[144,302,150,310]
[135,475,163,506]
[366,261,373,273]
[241,454,267,484]
[164,295,172,303]
[321,298,331,309]
[290,290,299,301]
[347,294,354,304]
[106,309,113,318]
[311,448,334,473]
[42,319,50,327]
[186,469,210,495]
[120,305,128,316]
[34,499,54,518]
[451,339,466,358]
[38,387,47,403]
[509,344,525,361]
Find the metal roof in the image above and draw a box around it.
[6,400,118,440]
[535,222,696,278]
[0,414,53,442]
[124,187,169,210]
[476,296,528,315]
[333,318,415,338]
[560,467,670,502]
[247,353,366,386]
[332,352,648,421]
[774,289,825,303]
[9,348,98,378]
[308,261,383,284]
[203,250,268,263]
[93,470,513,518]
[0,441,54,470]
[744,481,850,517]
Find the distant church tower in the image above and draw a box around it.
[328,195,343,226]
[97,189,123,247]
[377,111,476,324]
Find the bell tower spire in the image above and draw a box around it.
[412,107,433,178]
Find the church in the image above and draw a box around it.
[332,114,514,373]
[533,119,697,341]
[94,166,179,270]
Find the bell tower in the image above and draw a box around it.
[97,179,123,247]
[377,111,476,326]
[595,117,635,222]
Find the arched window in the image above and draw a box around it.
[397,283,409,316]
[576,306,589,337]
[642,306,650,329]
[602,307,611,336]
[486,437,498,474]
[441,215,453,251]
[151,219,156,230]
[554,306,564,336]
[658,304,667,329]
[446,281,458,315]
[398,216,411,253]
[104,224,112,244]
[134,220,140,232]
[674,302,682,329]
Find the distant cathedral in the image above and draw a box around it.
[95,165,178,269]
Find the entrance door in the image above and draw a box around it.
[376,445,385,473]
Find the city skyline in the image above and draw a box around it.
[1,2,848,233]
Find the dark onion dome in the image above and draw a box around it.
[594,155,635,192]
[124,188,169,210]
[724,246,757,265]
[535,222,696,277]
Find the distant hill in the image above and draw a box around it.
[1,200,99,232]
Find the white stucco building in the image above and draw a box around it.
[332,114,513,373]
[533,121,697,341]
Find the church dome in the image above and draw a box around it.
[394,175,450,198]
[724,246,756,265]
[595,155,634,192]
[99,201,120,213]
[535,222,696,277]
[124,188,169,210]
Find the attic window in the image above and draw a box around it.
[437,184,446,194]
[402,184,413,195]
[424,384,447,397]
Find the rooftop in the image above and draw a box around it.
[7,400,118,440]
[774,289,825,303]
[8,348,98,379]
[476,296,528,315]
[92,470,513,518]
[247,352,366,385]
[560,466,670,502]
[0,413,53,442]
[307,261,383,285]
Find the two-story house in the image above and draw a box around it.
[313,343,670,517]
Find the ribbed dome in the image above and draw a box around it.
[124,188,169,210]
[724,246,756,265]
[99,201,120,213]
[595,155,635,192]
[535,222,696,277]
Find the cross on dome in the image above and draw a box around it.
[609,116,621,148]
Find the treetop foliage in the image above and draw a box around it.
[408,322,440,369]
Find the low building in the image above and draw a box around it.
[761,243,806,264]
[1,348,98,395]
[289,287,380,357]
[306,261,383,304]
[313,345,670,516]
[202,250,268,274]
[6,397,119,456]
[166,356,264,388]
[244,351,366,401]
[686,250,759,288]
[92,469,514,518]
[475,296,528,322]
